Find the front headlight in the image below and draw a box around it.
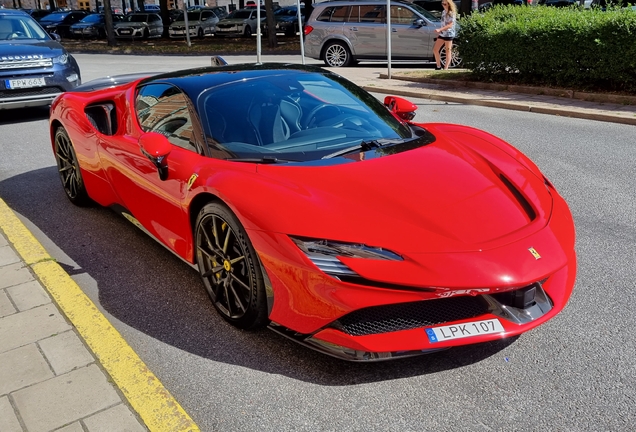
[291,237,402,277]
[53,53,68,65]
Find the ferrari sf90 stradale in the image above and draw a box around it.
[50,63,576,361]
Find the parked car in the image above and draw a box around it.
[21,8,51,21]
[215,8,266,37]
[141,4,161,13]
[48,61,576,361]
[70,13,124,38]
[264,5,305,36]
[168,8,219,39]
[304,0,460,68]
[0,9,81,110]
[412,0,460,18]
[114,13,163,39]
[38,10,89,38]
[188,4,229,19]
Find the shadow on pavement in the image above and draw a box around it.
[0,106,50,125]
[0,167,516,385]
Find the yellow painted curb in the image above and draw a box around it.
[0,198,199,432]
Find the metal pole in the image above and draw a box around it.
[386,0,391,79]
[256,4,262,64]
[296,0,304,65]
[184,0,191,47]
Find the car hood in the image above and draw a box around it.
[219,18,253,24]
[116,22,149,27]
[171,20,203,26]
[231,125,553,254]
[0,40,64,57]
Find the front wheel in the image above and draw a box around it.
[54,126,91,206]
[195,202,268,330]
[197,27,204,39]
[440,42,462,69]
[243,25,252,37]
[323,41,353,67]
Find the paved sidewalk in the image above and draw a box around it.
[0,229,148,432]
[0,70,634,432]
[0,199,198,432]
[334,68,636,126]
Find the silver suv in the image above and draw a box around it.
[304,0,456,68]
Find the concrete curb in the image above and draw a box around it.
[0,198,199,432]
[364,80,636,126]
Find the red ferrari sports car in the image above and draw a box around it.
[50,62,576,361]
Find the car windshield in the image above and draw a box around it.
[200,71,415,162]
[228,10,252,19]
[39,12,69,24]
[0,15,49,40]
[409,3,441,22]
[80,14,103,23]
[124,14,150,22]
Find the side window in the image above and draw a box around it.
[330,6,351,22]
[359,5,385,23]
[202,11,213,20]
[135,83,198,153]
[316,6,350,22]
[390,6,416,25]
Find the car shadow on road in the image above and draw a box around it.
[0,107,50,125]
[0,167,517,385]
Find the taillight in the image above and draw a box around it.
[304,25,313,36]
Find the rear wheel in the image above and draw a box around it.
[440,43,462,69]
[195,202,268,330]
[323,41,352,67]
[54,126,91,206]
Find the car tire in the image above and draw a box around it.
[440,43,462,69]
[54,126,91,206]
[243,25,252,37]
[323,41,352,67]
[143,27,150,39]
[198,27,204,39]
[195,202,268,330]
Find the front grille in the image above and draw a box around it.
[332,296,489,336]
[0,59,53,70]
[0,87,64,98]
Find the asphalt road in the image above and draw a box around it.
[1,54,635,431]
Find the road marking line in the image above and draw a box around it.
[0,198,199,432]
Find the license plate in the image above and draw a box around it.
[6,78,46,89]
[120,29,132,34]
[425,318,504,343]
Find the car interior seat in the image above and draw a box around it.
[0,18,15,39]
[248,97,289,146]
[279,98,302,136]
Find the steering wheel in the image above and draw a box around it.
[305,104,342,128]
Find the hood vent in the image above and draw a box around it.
[499,174,536,222]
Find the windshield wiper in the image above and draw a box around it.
[227,157,299,164]
[321,139,406,160]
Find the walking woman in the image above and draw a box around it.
[433,1,458,70]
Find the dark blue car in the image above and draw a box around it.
[0,9,81,110]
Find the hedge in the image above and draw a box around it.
[457,6,636,92]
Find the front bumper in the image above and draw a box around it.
[0,66,80,110]
[115,27,146,38]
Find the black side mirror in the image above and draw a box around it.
[413,18,425,27]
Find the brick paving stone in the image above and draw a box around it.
[0,395,23,432]
[12,364,122,432]
[0,245,20,267]
[0,262,34,290]
[83,404,147,432]
[6,281,51,312]
[0,290,16,318]
[0,344,53,396]
[0,304,70,354]
[39,331,95,376]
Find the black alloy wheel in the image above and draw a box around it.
[54,126,91,206]
[195,203,268,329]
